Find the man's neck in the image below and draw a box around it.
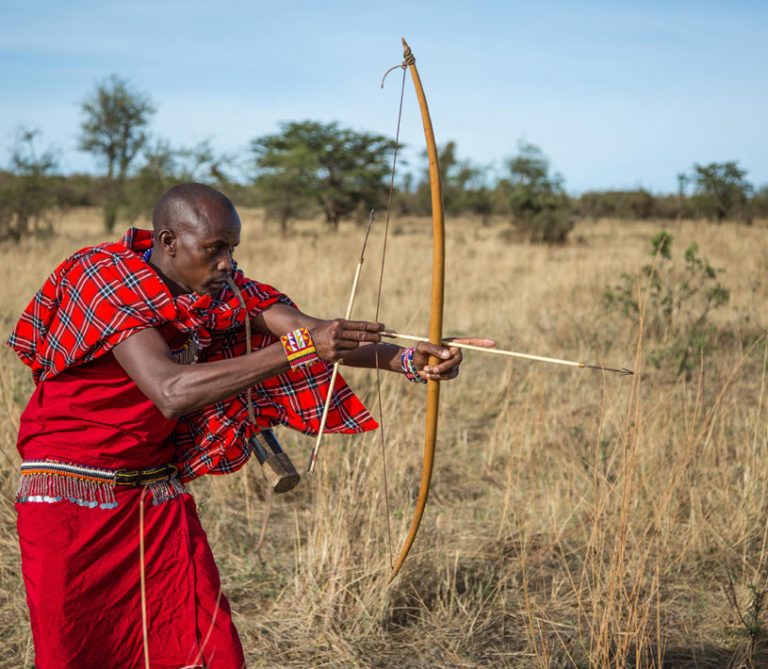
[148,259,191,297]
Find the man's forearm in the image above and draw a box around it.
[162,343,292,417]
[170,341,404,416]
[113,329,293,419]
[114,313,390,419]
[340,342,403,373]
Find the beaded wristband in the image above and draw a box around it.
[280,327,321,369]
[401,346,427,384]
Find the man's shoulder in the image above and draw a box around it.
[53,241,147,294]
[58,228,149,275]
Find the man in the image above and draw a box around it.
[9,183,490,668]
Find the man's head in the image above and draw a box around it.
[151,183,241,296]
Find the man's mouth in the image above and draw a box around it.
[207,279,227,293]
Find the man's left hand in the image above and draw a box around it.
[411,338,496,382]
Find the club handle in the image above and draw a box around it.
[249,429,301,494]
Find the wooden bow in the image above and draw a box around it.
[388,38,445,582]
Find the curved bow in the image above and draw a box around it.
[388,38,445,582]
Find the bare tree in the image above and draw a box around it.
[78,74,154,232]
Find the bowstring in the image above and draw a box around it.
[375,62,407,570]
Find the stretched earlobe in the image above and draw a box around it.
[157,229,176,257]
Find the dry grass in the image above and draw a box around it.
[1,208,768,667]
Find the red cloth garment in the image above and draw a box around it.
[16,343,244,668]
[17,344,178,469]
[18,489,244,669]
[8,228,378,480]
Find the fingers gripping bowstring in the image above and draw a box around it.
[376,61,408,570]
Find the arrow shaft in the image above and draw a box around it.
[383,331,583,368]
[381,331,632,375]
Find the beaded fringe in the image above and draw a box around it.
[148,477,187,504]
[16,473,187,509]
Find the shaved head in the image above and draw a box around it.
[149,183,242,296]
[152,182,237,234]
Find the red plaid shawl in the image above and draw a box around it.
[8,228,377,481]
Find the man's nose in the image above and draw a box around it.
[216,252,233,272]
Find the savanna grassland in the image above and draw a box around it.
[1,209,767,668]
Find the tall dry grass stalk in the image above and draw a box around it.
[1,209,767,667]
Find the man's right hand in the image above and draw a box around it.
[310,319,384,362]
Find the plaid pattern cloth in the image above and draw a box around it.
[8,228,377,481]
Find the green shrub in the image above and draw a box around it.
[605,231,730,376]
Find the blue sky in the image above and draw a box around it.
[1,0,766,193]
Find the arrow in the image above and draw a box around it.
[380,331,633,376]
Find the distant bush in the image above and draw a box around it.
[575,190,698,221]
[578,189,654,220]
[749,185,768,219]
[0,129,66,242]
[499,142,573,244]
[56,174,101,207]
[687,161,753,224]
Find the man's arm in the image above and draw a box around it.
[252,303,403,371]
[254,303,490,382]
[112,312,383,419]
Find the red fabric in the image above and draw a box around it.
[16,345,244,667]
[17,348,178,469]
[8,228,378,480]
[17,490,244,669]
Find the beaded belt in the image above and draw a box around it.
[17,460,186,509]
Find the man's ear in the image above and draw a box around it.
[157,229,177,257]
